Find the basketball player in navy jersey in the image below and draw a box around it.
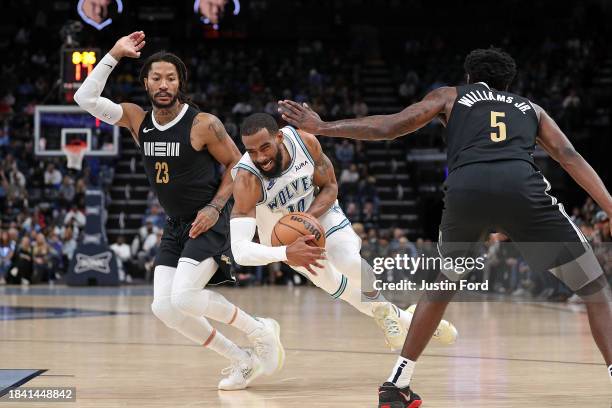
[280,47,612,406]
[74,31,295,390]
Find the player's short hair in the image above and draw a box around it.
[139,51,198,108]
[464,47,517,90]
[240,113,279,136]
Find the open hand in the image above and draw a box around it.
[189,206,219,239]
[286,235,326,275]
[109,31,146,60]
[278,100,324,134]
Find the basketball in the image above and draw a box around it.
[271,212,326,248]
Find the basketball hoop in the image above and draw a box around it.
[63,140,88,171]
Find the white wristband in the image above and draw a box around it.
[230,217,287,266]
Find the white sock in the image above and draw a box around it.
[204,328,248,361]
[228,306,263,334]
[608,364,612,384]
[387,356,415,388]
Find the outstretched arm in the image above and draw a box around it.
[535,104,612,232]
[74,31,147,143]
[299,130,338,218]
[189,113,241,239]
[278,87,454,141]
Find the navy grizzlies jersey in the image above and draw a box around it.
[445,82,539,173]
[138,104,221,218]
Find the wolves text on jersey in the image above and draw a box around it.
[266,175,314,211]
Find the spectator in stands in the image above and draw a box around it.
[58,175,76,207]
[32,232,51,283]
[593,211,611,243]
[47,231,64,276]
[110,236,133,283]
[43,163,62,188]
[139,220,159,243]
[64,205,86,229]
[0,230,15,284]
[74,177,87,207]
[334,140,354,167]
[143,204,164,229]
[359,176,379,210]
[389,228,416,257]
[11,235,33,285]
[345,201,360,221]
[61,225,77,263]
[339,163,359,197]
[361,201,379,230]
[571,206,584,226]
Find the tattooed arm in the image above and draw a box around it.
[278,87,456,141]
[300,130,338,219]
[188,113,242,238]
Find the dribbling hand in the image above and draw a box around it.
[286,235,326,276]
[277,100,324,134]
[109,31,146,60]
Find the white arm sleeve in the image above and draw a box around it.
[73,53,123,125]
[230,217,287,266]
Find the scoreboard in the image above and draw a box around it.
[61,48,101,94]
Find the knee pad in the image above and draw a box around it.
[151,297,185,329]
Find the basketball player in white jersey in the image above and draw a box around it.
[230,113,458,349]
[74,31,286,390]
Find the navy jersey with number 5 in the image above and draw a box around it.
[445,82,539,173]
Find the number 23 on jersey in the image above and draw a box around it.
[155,161,169,184]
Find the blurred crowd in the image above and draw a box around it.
[1,1,610,300]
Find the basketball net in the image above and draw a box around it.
[63,141,88,171]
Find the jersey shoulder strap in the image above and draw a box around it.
[281,126,314,165]
[231,154,267,205]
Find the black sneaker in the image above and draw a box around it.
[378,382,422,408]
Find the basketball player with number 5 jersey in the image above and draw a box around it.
[74,31,284,391]
[279,47,612,407]
[229,113,458,351]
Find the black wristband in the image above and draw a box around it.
[204,203,222,214]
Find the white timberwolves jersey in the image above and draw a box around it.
[231,126,350,246]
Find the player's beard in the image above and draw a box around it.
[255,149,284,179]
[149,90,179,109]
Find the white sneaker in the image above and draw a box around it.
[407,304,458,345]
[372,303,408,351]
[247,318,285,375]
[218,349,263,391]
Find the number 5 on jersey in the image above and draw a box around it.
[490,111,507,142]
[155,161,169,184]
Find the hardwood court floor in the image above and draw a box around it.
[0,285,609,407]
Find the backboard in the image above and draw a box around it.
[34,105,120,157]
